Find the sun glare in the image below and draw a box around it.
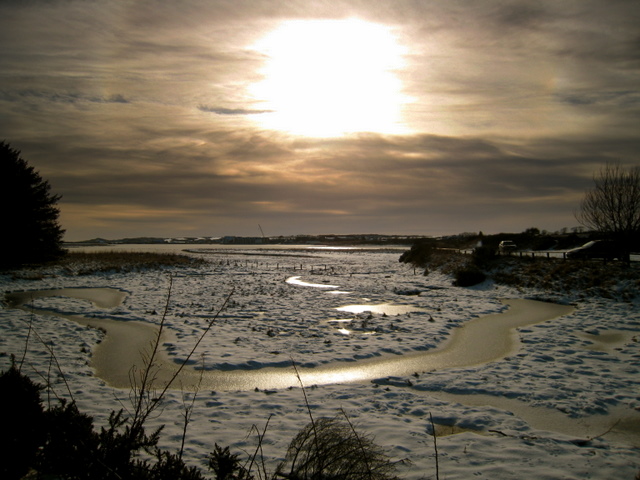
[249,19,409,137]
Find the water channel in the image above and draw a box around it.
[8,286,640,446]
[6,287,573,391]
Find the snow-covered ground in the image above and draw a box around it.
[1,247,639,479]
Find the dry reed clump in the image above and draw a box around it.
[276,416,400,480]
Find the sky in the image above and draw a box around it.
[1,0,639,241]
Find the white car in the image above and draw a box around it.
[498,240,517,254]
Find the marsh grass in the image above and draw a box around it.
[9,251,206,278]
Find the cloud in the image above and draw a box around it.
[0,90,130,104]
[555,90,640,107]
[198,105,272,115]
[1,0,638,240]
[34,128,637,239]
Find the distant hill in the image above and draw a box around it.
[65,234,431,246]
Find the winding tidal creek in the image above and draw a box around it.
[6,287,574,391]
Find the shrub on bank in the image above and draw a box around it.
[398,242,433,267]
[452,267,486,287]
[490,257,640,300]
[400,246,640,299]
[0,362,204,480]
[470,245,498,269]
[0,365,45,479]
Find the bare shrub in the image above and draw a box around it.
[576,162,640,261]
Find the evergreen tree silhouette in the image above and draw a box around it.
[0,141,65,268]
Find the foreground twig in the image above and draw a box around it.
[178,355,205,461]
[15,297,75,404]
[130,276,235,440]
[589,419,621,441]
[155,286,235,398]
[429,412,440,480]
[26,321,76,405]
[339,407,374,479]
[290,357,320,469]
[131,274,175,428]
[18,307,34,373]
[247,414,274,480]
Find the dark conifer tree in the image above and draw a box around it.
[0,141,65,268]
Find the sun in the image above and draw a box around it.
[249,19,410,137]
